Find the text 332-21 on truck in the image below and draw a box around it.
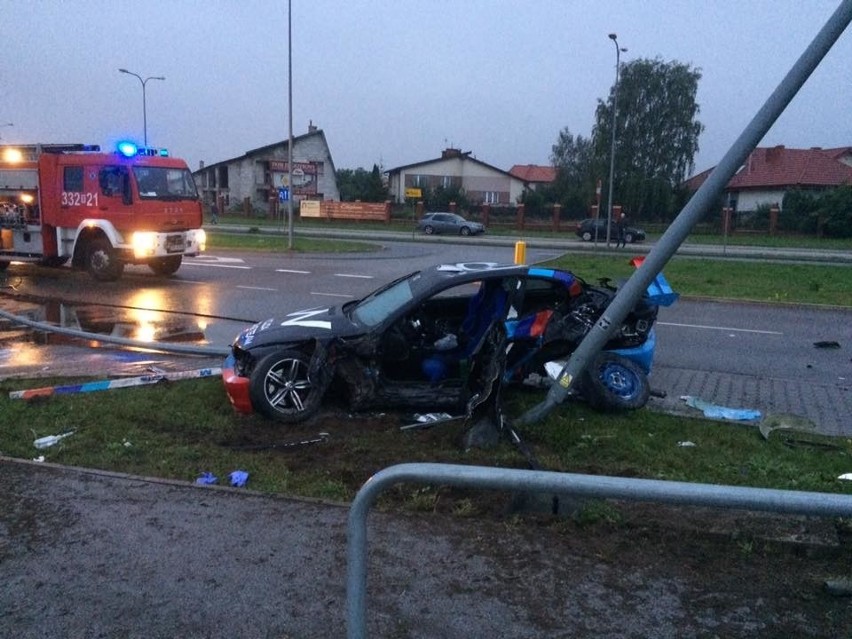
[0,142,206,281]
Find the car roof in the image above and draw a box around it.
[412,262,576,293]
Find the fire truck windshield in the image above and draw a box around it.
[133,166,198,200]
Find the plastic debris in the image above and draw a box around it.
[32,455,45,463]
[838,473,852,481]
[415,412,454,423]
[195,471,218,485]
[33,431,75,449]
[680,396,761,421]
[229,470,249,487]
[677,441,697,447]
[433,334,458,351]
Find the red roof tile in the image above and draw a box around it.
[728,146,852,189]
[509,164,557,183]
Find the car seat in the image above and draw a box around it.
[421,281,508,383]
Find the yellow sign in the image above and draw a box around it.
[405,188,422,199]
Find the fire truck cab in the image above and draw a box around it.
[0,142,206,281]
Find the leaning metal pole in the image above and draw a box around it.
[514,0,852,427]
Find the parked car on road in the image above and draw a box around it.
[416,212,485,236]
[222,262,674,425]
[575,218,646,243]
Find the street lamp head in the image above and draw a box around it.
[608,33,617,41]
[118,68,130,74]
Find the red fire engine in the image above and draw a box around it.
[0,142,205,281]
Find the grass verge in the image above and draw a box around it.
[1,377,850,510]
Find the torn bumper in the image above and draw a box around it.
[222,354,253,414]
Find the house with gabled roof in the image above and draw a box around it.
[192,123,339,210]
[685,145,852,212]
[509,164,557,191]
[385,148,526,205]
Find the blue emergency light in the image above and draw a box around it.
[117,141,139,157]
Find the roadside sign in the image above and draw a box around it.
[278,187,290,202]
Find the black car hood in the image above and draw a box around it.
[234,304,365,350]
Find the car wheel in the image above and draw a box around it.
[423,225,435,235]
[86,238,124,282]
[579,352,650,411]
[460,226,471,236]
[148,255,183,276]
[581,231,593,241]
[624,233,635,244]
[249,350,324,423]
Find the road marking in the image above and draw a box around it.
[311,291,354,298]
[238,285,278,291]
[334,273,374,279]
[658,321,782,335]
[276,269,311,274]
[184,261,251,270]
[189,255,247,264]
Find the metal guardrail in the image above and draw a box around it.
[346,462,852,638]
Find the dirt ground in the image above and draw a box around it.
[2,371,851,637]
[209,409,852,637]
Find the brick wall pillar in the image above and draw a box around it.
[769,206,779,236]
[449,201,457,213]
[416,201,424,219]
[482,204,490,227]
[517,203,525,230]
[552,203,562,232]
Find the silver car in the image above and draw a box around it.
[416,212,485,236]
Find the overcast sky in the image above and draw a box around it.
[2,1,850,176]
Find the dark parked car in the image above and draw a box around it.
[575,218,645,243]
[222,262,674,424]
[416,212,485,236]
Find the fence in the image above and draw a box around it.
[346,462,852,638]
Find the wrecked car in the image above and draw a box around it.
[222,262,672,424]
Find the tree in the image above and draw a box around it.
[335,164,387,202]
[593,58,704,221]
[549,128,596,217]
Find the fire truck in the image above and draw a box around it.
[0,142,205,281]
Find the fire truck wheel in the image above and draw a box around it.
[86,238,124,281]
[148,256,183,276]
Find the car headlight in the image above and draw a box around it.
[131,232,158,258]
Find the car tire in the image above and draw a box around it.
[579,352,650,411]
[249,350,324,423]
[460,226,471,236]
[624,233,635,244]
[86,238,124,281]
[148,255,182,276]
[581,231,593,242]
[423,225,435,235]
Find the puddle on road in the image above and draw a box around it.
[0,297,208,346]
[0,294,249,378]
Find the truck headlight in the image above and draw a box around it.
[196,229,207,252]
[132,232,158,258]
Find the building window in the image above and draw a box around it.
[442,175,452,188]
[483,191,499,204]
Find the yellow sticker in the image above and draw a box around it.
[559,374,573,388]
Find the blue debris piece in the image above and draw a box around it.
[681,396,762,421]
[196,471,218,485]
[229,470,249,487]
[646,272,679,307]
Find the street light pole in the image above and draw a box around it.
[118,69,165,147]
[605,34,626,247]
